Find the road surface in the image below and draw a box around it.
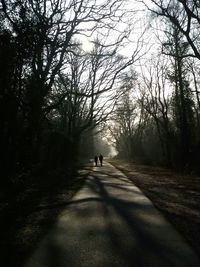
[25,162,200,267]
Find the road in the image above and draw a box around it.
[25,162,200,267]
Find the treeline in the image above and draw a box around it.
[0,0,140,194]
[0,1,85,192]
[109,2,200,173]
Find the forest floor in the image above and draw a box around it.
[108,159,200,257]
[0,164,92,267]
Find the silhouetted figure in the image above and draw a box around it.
[94,155,98,166]
[99,154,103,166]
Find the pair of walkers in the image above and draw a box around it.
[94,154,103,166]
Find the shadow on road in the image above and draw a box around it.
[26,163,200,267]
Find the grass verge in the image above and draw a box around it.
[108,159,200,257]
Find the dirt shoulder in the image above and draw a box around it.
[0,164,92,267]
[108,159,200,257]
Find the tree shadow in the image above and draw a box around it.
[0,168,90,267]
[26,167,200,267]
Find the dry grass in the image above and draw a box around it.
[108,159,200,256]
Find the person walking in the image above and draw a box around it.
[99,154,103,166]
[94,155,98,166]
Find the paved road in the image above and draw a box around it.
[25,162,200,267]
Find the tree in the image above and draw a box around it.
[141,0,200,59]
[163,24,195,168]
[0,0,144,185]
[0,30,19,179]
[138,54,174,166]
[108,71,139,159]
[51,35,144,160]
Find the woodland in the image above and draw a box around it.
[1,0,200,198]
[1,1,200,265]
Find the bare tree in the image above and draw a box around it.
[107,71,140,159]
[138,54,173,165]
[186,58,200,125]
[0,0,146,174]
[50,36,144,158]
[140,0,200,59]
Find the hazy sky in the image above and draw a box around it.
[80,0,152,56]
